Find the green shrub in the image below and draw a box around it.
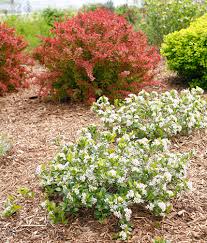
[161,14,207,89]
[38,125,192,240]
[115,4,142,25]
[92,88,207,139]
[41,8,76,27]
[80,3,105,12]
[139,0,207,46]
[41,8,65,26]
[36,88,207,240]
[81,1,114,12]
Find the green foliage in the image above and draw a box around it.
[92,88,207,139]
[39,126,192,240]
[115,4,142,25]
[153,237,169,243]
[41,8,65,26]
[1,8,76,50]
[17,187,35,198]
[2,14,51,50]
[161,14,207,89]
[41,200,68,224]
[139,0,207,46]
[1,195,21,217]
[80,3,105,12]
[41,8,76,27]
[0,134,11,157]
[1,187,34,218]
[36,87,207,240]
[104,0,115,11]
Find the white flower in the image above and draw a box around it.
[73,188,79,195]
[134,193,142,204]
[187,181,193,191]
[81,193,87,204]
[113,211,122,219]
[80,175,86,181]
[108,169,117,177]
[158,202,166,212]
[126,120,133,127]
[119,231,127,240]
[164,172,172,182]
[124,208,132,221]
[35,165,42,175]
[126,190,134,199]
[91,197,97,205]
[56,164,66,170]
[58,153,66,159]
[146,203,155,211]
[117,177,125,183]
[132,159,141,166]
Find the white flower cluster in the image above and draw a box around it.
[38,87,206,240]
[39,126,192,240]
[92,87,207,139]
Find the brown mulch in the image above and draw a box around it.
[0,83,207,243]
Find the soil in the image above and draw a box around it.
[0,76,207,242]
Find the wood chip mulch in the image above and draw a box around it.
[0,84,206,243]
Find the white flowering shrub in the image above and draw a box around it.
[92,87,207,139]
[38,126,192,240]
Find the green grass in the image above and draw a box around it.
[0,8,76,51]
[1,14,51,51]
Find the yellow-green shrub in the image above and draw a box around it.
[161,14,207,89]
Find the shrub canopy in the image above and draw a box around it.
[34,9,160,103]
[161,14,207,89]
[0,23,31,94]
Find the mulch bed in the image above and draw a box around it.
[0,79,207,242]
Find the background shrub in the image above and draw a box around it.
[115,4,142,26]
[0,23,31,94]
[161,14,207,89]
[81,1,114,12]
[1,9,76,50]
[92,88,207,139]
[139,0,207,46]
[34,9,160,103]
[41,8,76,27]
[3,14,51,50]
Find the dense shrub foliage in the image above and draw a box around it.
[41,8,65,27]
[139,0,207,46]
[0,23,31,94]
[38,126,192,240]
[161,14,207,89]
[81,1,114,12]
[92,88,207,139]
[34,9,160,103]
[115,4,142,25]
[37,88,207,240]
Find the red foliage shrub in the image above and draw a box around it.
[34,9,160,103]
[0,23,31,94]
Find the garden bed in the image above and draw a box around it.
[0,82,206,242]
